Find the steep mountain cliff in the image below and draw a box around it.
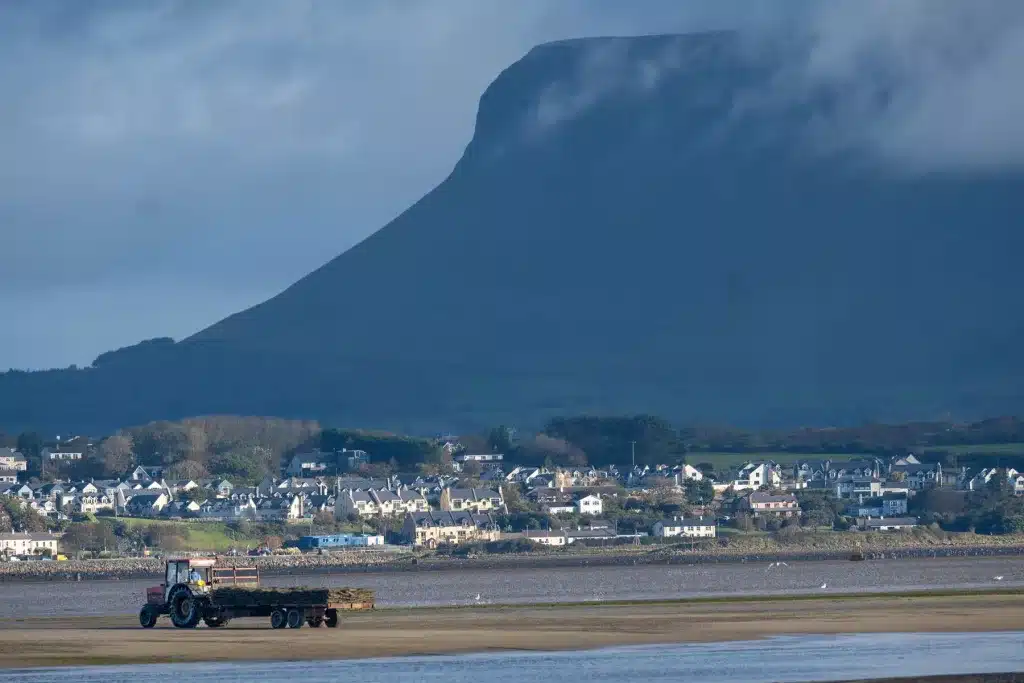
[3,32,1023,433]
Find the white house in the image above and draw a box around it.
[0,532,59,555]
[675,464,704,482]
[42,448,83,461]
[0,448,27,472]
[455,453,504,463]
[859,517,918,531]
[729,462,782,491]
[652,516,717,539]
[523,530,569,547]
[575,494,603,516]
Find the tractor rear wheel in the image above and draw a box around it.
[324,609,339,628]
[139,605,158,629]
[270,609,287,629]
[169,586,201,629]
[286,609,303,629]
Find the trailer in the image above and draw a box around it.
[139,557,375,629]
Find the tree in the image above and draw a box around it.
[488,426,512,453]
[683,478,715,505]
[16,432,42,459]
[100,433,135,476]
[462,460,482,477]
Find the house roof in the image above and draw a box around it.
[862,517,918,527]
[748,492,799,504]
[408,511,495,528]
[0,532,57,541]
[658,516,716,527]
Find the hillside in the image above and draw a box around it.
[2,32,1023,434]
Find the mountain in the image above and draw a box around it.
[3,32,1024,435]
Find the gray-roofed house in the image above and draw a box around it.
[439,487,504,513]
[652,516,717,539]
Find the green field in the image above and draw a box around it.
[99,518,264,552]
[925,443,1024,456]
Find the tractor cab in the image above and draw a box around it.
[146,558,219,606]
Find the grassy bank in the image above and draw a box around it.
[98,517,264,552]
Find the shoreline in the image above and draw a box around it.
[0,591,1021,668]
[2,542,1023,582]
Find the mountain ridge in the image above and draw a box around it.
[2,30,1023,434]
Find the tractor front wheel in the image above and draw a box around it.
[324,609,339,628]
[168,585,201,629]
[139,605,158,629]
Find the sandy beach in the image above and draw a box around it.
[1,592,1022,669]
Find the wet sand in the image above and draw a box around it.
[1,592,1023,669]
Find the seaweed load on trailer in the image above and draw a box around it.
[211,586,375,606]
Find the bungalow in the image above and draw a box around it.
[740,492,801,517]
[42,447,83,461]
[522,530,569,547]
[858,516,918,531]
[402,511,500,547]
[440,488,504,513]
[0,470,17,484]
[454,453,504,464]
[652,516,717,539]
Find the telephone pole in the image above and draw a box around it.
[631,441,636,470]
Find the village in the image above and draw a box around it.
[2,437,1023,560]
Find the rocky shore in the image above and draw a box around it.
[2,531,1024,582]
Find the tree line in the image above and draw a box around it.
[3,414,1024,483]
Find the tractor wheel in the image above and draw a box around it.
[270,609,288,629]
[307,616,324,628]
[168,585,201,629]
[286,609,303,629]
[139,605,158,629]
[324,609,339,628]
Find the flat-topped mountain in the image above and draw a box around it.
[3,32,1023,433]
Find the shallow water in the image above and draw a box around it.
[1,632,1023,681]
[1,556,1021,618]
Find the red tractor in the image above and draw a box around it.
[139,557,374,629]
[139,557,258,628]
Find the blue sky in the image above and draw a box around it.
[2,1,1022,370]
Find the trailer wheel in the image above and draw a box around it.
[324,609,339,628]
[139,605,158,629]
[286,609,303,629]
[169,586,201,629]
[270,609,288,629]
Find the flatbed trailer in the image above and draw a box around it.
[138,558,375,629]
